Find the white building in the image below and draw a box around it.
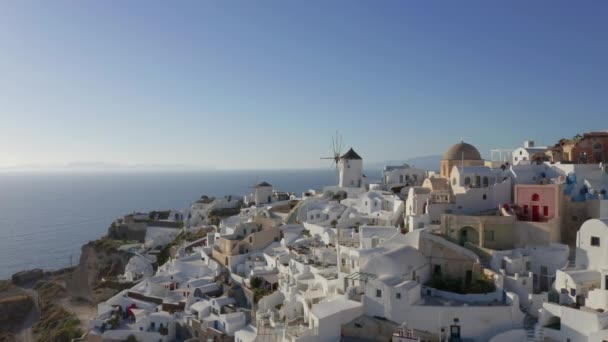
[338,148,364,188]
[244,181,274,206]
[381,164,427,194]
[537,218,608,341]
[512,140,549,165]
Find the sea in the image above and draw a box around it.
[0,169,372,279]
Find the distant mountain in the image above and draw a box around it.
[366,155,442,171]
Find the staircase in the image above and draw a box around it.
[523,312,537,341]
[254,314,276,342]
[568,247,576,268]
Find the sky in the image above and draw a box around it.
[0,1,607,170]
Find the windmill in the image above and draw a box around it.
[320,132,344,179]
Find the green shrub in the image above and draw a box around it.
[250,276,262,289]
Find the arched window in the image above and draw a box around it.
[464,177,471,186]
[482,176,489,187]
[532,193,540,201]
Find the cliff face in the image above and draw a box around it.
[0,292,35,333]
[65,240,133,303]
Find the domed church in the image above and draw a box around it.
[440,141,484,177]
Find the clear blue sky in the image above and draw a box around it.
[1,1,606,169]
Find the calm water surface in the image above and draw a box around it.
[0,170,344,278]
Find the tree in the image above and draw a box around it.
[250,276,262,289]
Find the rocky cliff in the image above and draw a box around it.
[65,239,133,303]
[0,292,35,337]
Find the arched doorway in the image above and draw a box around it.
[458,226,479,246]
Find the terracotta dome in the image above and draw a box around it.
[443,142,482,160]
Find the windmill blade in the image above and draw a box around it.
[332,135,336,156]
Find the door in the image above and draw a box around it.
[576,295,586,307]
[540,266,549,292]
[460,229,468,246]
[532,205,540,222]
[465,270,472,285]
[449,325,461,341]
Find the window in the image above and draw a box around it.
[570,288,576,297]
[591,236,600,247]
[464,177,471,186]
[417,222,424,229]
[526,261,531,271]
[519,151,523,155]
[376,289,382,298]
[434,264,441,276]
[543,206,549,216]
[396,293,401,300]
[341,258,346,266]
[532,193,540,201]
[483,176,489,187]
[249,237,253,243]
[482,194,487,200]
[523,205,529,215]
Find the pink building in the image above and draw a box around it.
[514,184,562,222]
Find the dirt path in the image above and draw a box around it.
[15,288,39,342]
[60,297,97,333]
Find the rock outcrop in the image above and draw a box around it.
[0,292,35,333]
[65,239,133,302]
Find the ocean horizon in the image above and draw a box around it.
[0,169,379,278]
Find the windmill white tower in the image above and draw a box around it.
[320,133,364,188]
[338,148,363,188]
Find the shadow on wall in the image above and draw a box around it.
[575,249,590,269]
